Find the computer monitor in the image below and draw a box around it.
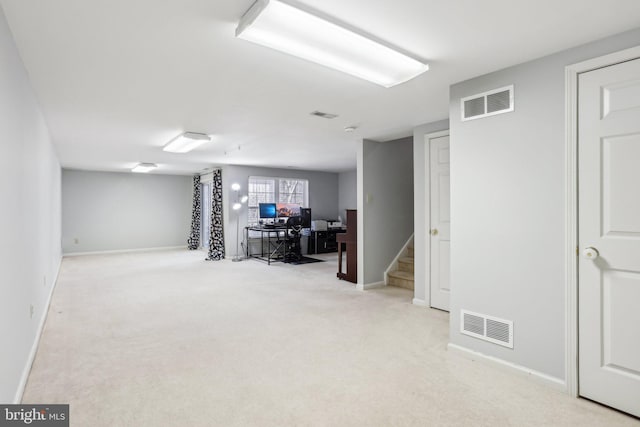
[276,203,301,218]
[258,203,277,219]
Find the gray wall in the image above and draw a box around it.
[338,170,357,225]
[412,120,450,302]
[0,5,62,403]
[449,28,640,381]
[362,137,414,284]
[222,165,339,257]
[62,170,192,253]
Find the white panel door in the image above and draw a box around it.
[430,135,451,311]
[578,57,640,417]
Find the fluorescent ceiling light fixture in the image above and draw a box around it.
[163,132,212,153]
[236,0,428,88]
[132,163,157,173]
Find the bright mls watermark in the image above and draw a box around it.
[0,405,68,426]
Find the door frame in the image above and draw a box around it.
[423,130,450,309]
[564,45,640,397]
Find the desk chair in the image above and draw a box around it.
[284,216,303,263]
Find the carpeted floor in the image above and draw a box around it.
[23,249,639,426]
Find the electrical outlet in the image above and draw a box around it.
[74,238,79,244]
[30,304,34,319]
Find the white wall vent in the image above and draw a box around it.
[460,310,513,348]
[461,85,514,121]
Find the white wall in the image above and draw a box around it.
[360,137,414,285]
[0,5,62,403]
[338,170,356,225]
[412,120,450,303]
[449,28,640,382]
[222,165,339,257]
[62,170,192,253]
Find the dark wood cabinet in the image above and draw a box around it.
[309,229,345,254]
[337,210,357,283]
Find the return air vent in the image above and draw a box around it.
[310,111,339,119]
[461,85,514,121]
[460,310,513,348]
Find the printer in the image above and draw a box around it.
[311,220,327,231]
[327,220,343,229]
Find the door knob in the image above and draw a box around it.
[583,247,599,260]
[431,229,439,236]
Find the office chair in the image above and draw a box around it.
[284,216,303,263]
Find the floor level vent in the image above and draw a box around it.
[460,310,513,348]
[461,85,514,121]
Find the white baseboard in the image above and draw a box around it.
[412,298,428,307]
[447,343,567,392]
[356,281,386,291]
[64,245,187,257]
[14,256,62,404]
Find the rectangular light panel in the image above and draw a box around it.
[132,163,157,173]
[163,132,212,153]
[236,0,428,88]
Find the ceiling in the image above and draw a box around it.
[2,0,639,174]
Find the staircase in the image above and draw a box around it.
[387,241,414,290]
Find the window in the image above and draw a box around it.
[278,179,306,204]
[247,176,309,226]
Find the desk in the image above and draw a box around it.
[245,226,287,265]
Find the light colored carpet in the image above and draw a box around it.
[23,249,638,426]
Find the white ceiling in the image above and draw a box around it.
[2,0,640,174]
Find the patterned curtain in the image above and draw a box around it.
[207,169,225,260]
[187,175,201,250]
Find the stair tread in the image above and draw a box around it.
[388,270,414,280]
[398,256,414,264]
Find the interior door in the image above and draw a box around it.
[429,135,451,311]
[578,57,640,417]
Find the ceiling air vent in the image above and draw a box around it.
[461,85,514,121]
[310,111,339,119]
[461,310,513,348]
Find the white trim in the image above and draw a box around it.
[384,234,414,285]
[412,298,428,307]
[64,245,187,257]
[447,343,566,392]
[200,172,214,183]
[199,167,221,183]
[356,281,385,291]
[564,44,640,398]
[14,257,62,403]
[422,130,449,308]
